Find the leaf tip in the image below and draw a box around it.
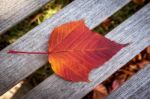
[87,80,92,83]
[124,43,130,47]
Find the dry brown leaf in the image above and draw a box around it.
[112,79,125,91]
[132,0,145,5]
[101,19,112,30]
[129,65,138,70]
[147,46,150,54]
[138,60,150,68]
[94,84,108,95]
[137,54,142,61]
[93,84,108,99]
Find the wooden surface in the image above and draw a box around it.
[23,3,150,99]
[107,64,150,99]
[0,0,130,95]
[0,0,51,34]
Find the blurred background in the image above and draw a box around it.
[0,0,150,99]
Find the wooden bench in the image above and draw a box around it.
[0,0,51,34]
[0,0,150,98]
[107,63,150,99]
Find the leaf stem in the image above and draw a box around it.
[8,50,49,54]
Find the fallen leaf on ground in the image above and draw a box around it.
[138,60,150,69]
[101,19,112,30]
[93,84,108,99]
[147,46,150,54]
[112,79,125,91]
[132,0,145,5]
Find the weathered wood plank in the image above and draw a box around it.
[23,3,150,99]
[0,0,130,95]
[107,64,150,99]
[0,0,51,34]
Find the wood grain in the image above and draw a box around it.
[0,0,130,95]
[107,64,150,99]
[23,3,150,99]
[0,0,51,34]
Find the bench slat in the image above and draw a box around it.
[0,0,130,95]
[107,64,150,99]
[23,3,150,99]
[0,0,51,34]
